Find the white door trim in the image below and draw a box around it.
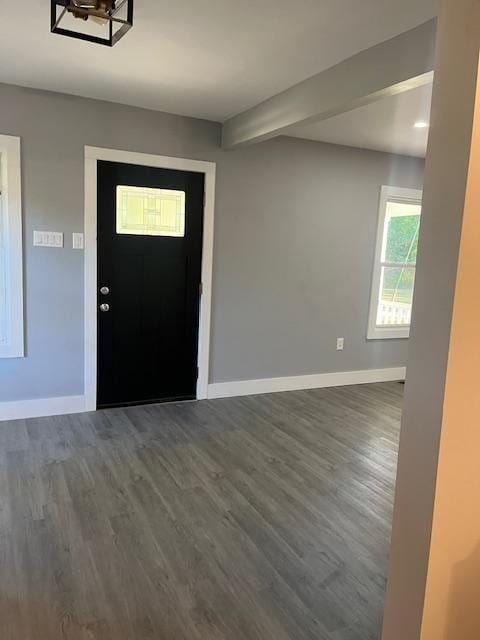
[84,146,216,411]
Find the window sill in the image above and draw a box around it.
[367,327,410,340]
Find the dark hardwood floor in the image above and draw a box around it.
[0,382,403,640]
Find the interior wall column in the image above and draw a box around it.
[382,1,480,639]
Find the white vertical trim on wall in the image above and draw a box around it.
[197,167,216,399]
[0,134,24,358]
[84,156,98,411]
[84,146,216,411]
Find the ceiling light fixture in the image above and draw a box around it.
[414,121,429,129]
[51,0,134,47]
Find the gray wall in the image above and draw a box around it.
[211,137,424,382]
[0,82,424,401]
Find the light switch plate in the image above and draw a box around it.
[72,232,84,250]
[33,231,64,248]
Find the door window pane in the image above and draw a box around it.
[116,185,185,237]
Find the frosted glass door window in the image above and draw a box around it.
[116,185,186,237]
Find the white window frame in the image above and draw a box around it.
[0,134,24,358]
[367,185,422,340]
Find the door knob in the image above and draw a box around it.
[99,303,110,312]
[100,286,110,295]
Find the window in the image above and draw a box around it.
[0,135,24,358]
[367,186,422,340]
[116,185,186,237]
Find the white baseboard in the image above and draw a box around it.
[0,395,86,422]
[0,367,406,420]
[207,367,406,400]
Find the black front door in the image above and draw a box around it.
[97,161,204,409]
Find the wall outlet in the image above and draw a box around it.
[33,231,64,248]
[336,337,345,351]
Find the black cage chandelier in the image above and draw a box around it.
[51,0,134,47]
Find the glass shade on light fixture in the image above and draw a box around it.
[51,0,134,47]
[70,1,112,25]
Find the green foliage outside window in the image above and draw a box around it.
[382,214,420,304]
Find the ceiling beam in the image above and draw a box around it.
[222,19,437,149]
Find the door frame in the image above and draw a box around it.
[84,146,216,411]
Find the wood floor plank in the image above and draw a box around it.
[0,382,403,639]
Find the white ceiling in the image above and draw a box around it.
[286,82,434,158]
[0,1,438,122]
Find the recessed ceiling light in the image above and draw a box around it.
[414,121,429,129]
